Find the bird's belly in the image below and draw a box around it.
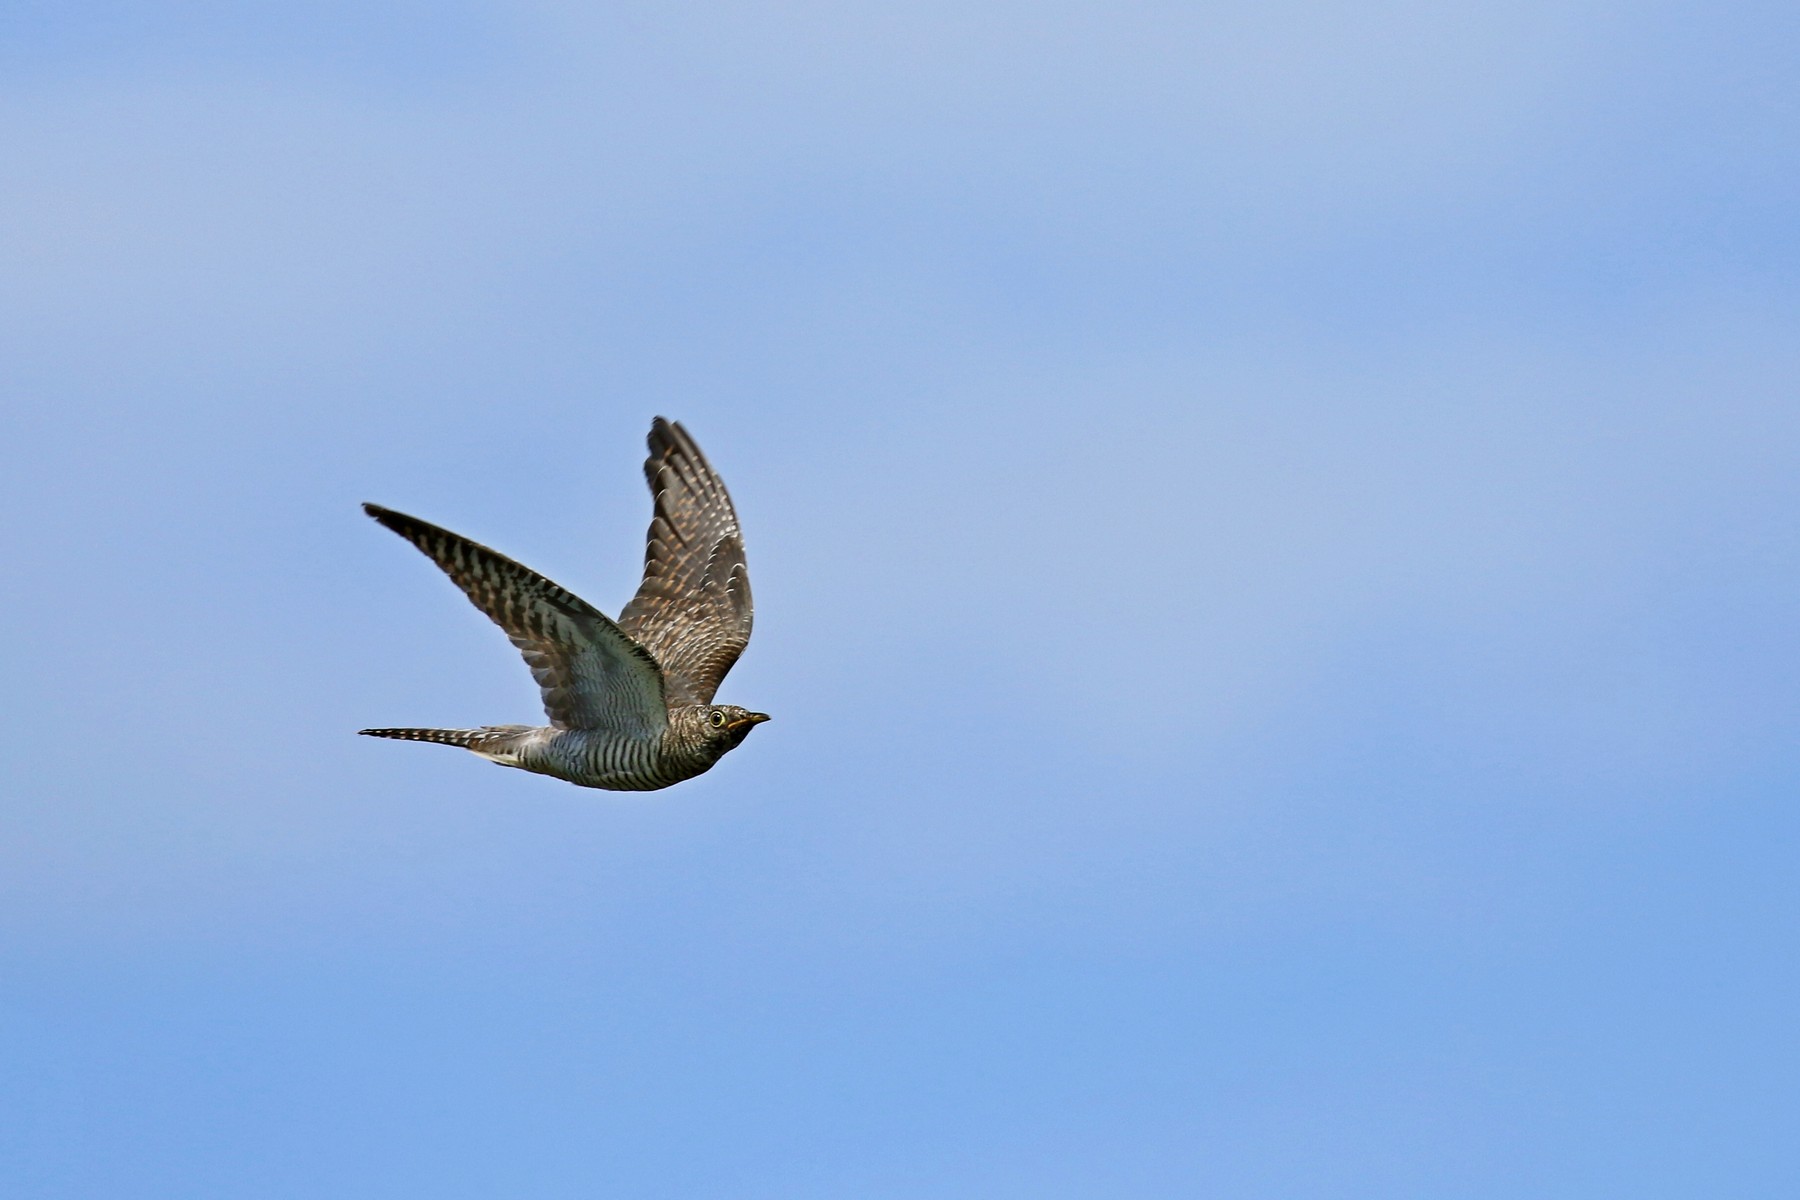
[519,730,698,792]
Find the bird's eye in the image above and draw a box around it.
[709,710,727,729]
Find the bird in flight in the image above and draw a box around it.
[360,418,768,790]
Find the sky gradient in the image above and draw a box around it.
[2,3,1796,1196]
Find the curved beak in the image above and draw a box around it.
[727,712,771,730]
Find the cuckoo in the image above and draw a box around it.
[359,418,768,790]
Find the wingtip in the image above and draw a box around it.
[647,417,705,467]
[362,503,415,534]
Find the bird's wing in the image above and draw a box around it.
[616,418,754,707]
[364,504,667,735]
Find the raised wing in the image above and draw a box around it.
[364,504,667,735]
[616,419,753,706]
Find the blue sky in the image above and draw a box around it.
[2,2,1796,1196]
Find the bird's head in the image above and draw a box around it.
[686,704,771,751]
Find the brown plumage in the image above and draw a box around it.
[358,418,768,791]
[619,418,755,707]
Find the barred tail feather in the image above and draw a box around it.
[359,727,483,747]
[359,726,530,750]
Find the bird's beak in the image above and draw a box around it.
[728,712,771,730]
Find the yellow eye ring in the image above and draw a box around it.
[709,710,727,729]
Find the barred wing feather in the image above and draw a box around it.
[363,504,668,736]
[617,418,754,707]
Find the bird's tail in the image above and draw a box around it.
[358,725,532,751]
